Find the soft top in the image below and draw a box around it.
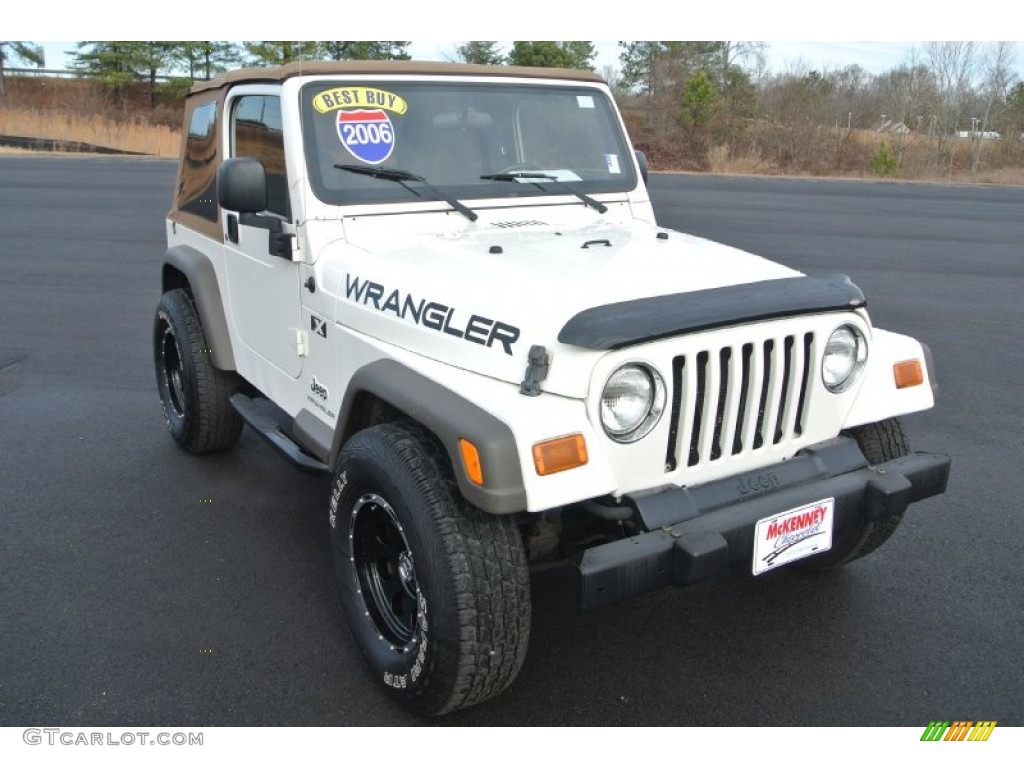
[189,60,605,96]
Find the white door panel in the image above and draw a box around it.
[224,222,302,378]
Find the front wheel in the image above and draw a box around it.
[796,417,911,570]
[329,421,531,716]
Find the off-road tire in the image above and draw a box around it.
[797,417,911,570]
[329,421,531,716]
[153,289,242,454]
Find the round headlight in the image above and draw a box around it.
[600,364,666,442]
[822,325,867,393]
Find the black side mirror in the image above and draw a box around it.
[634,150,649,185]
[218,157,293,258]
[218,157,267,213]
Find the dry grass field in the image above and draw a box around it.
[621,97,1024,185]
[0,107,180,156]
[0,75,183,156]
[697,127,1024,185]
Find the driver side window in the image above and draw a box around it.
[231,95,291,219]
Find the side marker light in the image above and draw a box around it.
[894,360,924,389]
[533,434,588,476]
[459,439,484,485]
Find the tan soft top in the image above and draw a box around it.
[189,60,605,96]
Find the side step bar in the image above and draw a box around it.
[229,394,329,475]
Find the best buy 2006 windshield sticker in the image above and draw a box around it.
[312,87,408,165]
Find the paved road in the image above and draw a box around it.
[1,157,1021,726]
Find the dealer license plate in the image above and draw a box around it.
[752,498,834,575]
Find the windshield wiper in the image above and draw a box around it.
[334,164,478,222]
[480,172,607,214]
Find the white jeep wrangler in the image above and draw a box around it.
[156,61,950,715]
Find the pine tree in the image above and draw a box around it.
[618,41,739,95]
[243,41,320,67]
[617,41,667,94]
[0,41,44,97]
[456,41,504,66]
[508,41,595,71]
[317,42,411,61]
[171,42,240,80]
[70,42,157,106]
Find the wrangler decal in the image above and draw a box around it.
[345,274,520,356]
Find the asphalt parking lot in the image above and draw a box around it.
[1,156,1021,726]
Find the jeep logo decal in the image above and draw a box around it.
[310,377,329,401]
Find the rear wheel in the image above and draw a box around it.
[796,418,910,570]
[153,289,242,453]
[329,421,531,716]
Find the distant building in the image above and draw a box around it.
[876,119,910,135]
[956,130,1002,140]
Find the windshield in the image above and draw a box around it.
[299,80,637,206]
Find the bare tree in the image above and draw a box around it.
[600,63,624,96]
[719,42,766,84]
[972,42,1017,173]
[756,61,845,173]
[923,41,978,170]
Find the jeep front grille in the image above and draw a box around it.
[664,333,815,472]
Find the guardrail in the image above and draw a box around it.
[3,67,202,83]
[0,133,150,155]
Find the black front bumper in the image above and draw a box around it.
[576,437,950,611]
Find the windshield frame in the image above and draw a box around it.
[298,77,638,208]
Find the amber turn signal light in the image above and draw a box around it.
[533,434,588,476]
[893,360,924,389]
[459,438,484,486]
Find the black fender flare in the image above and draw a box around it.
[162,245,235,371]
[332,359,527,515]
